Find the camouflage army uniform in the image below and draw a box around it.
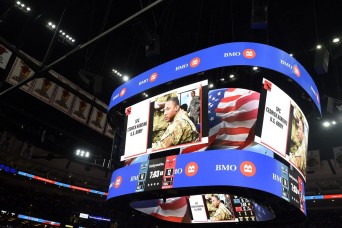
[152,92,178,142]
[188,95,200,125]
[152,111,199,150]
[211,203,233,221]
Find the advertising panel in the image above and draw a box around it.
[108,149,305,214]
[109,42,321,115]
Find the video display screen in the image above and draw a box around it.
[188,194,238,223]
[255,78,309,180]
[121,80,208,161]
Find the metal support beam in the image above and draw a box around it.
[0,0,166,113]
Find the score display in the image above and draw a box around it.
[232,196,256,222]
[108,149,306,215]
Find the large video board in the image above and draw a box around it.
[107,42,320,224]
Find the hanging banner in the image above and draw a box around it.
[70,89,94,124]
[51,76,77,114]
[0,44,12,69]
[88,99,107,134]
[31,71,59,104]
[6,57,36,92]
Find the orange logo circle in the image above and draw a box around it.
[185,162,198,176]
[119,88,126,97]
[149,72,158,82]
[240,161,256,177]
[190,57,201,68]
[293,65,300,77]
[243,49,256,59]
[114,176,122,188]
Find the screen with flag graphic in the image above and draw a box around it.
[180,87,274,157]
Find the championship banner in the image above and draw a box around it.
[255,78,309,180]
[109,42,321,115]
[88,99,107,134]
[332,146,342,174]
[0,44,12,69]
[51,76,77,114]
[104,122,114,139]
[30,71,59,104]
[70,89,94,124]
[306,150,320,174]
[6,57,36,92]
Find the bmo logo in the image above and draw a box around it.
[185,162,198,177]
[190,57,200,68]
[149,72,158,82]
[120,88,126,97]
[293,65,300,77]
[114,176,122,188]
[240,161,256,177]
[243,49,256,59]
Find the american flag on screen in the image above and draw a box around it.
[131,197,190,223]
[182,88,260,153]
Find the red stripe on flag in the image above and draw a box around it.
[223,109,259,122]
[217,127,251,136]
[215,92,260,114]
[159,197,188,210]
[150,213,184,223]
[211,139,246,147]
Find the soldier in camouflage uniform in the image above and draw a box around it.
[188,90,200,125]
[152,91,178,142]
[152,97,199,150]
[210,195,233,221]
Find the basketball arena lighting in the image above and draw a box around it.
[316,44,322,49]
[16,1,31,12]
[46,22,76,44]
[333,37,340,43]
[76,149,90,158]
[112,68,130,82]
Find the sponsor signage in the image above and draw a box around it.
[107,149,305,214]
[109,42,321,115]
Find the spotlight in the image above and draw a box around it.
[316,44,322,49]
[323,121,330,127]
[229,74,235,79]
[252,66,258,71]
[333,38,340,43]
[123,75,129,81]
[209,83,214,88]
[332,121,336,125]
